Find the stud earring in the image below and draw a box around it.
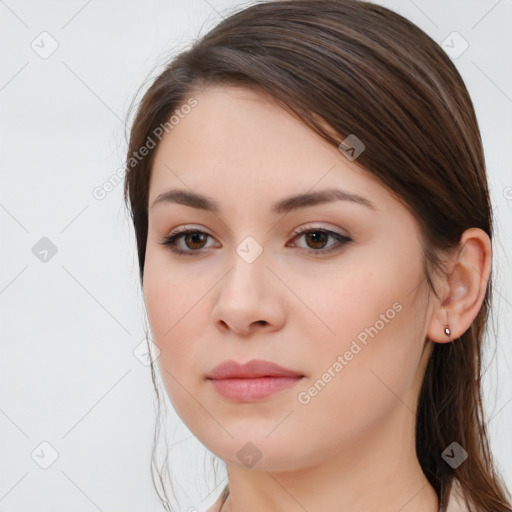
[444,307,452,339]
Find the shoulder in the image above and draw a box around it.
[205,482,470,512]
[446,479,470,512]
[205,502,220,512]
[204,486,229,512]
[204,495,223,512]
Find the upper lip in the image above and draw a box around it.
[206,359,304,379]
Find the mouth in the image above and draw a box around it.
[206,359,305,402]
[207,375,304,402]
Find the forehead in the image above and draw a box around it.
[148,85,386,214]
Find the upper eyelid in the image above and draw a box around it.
[166,222,348,237]
[164,224,350,246]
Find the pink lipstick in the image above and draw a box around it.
[206,359,304,402]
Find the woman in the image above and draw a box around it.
[123,1,512,511]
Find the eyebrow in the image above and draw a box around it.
[150,188,376,214]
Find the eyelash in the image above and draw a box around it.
[158,225,352,257]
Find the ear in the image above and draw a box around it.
[427,228,492,344]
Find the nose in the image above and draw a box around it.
[211,253,285,337]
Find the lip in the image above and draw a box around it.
[206,359,304,379]
[206,359,305,402]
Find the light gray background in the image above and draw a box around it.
[1,1,511,511]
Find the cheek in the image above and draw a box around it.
[143,266,210,426]
[293,254,427,413]
[290,261,403,359]
[318,245,424,346]
[142,250,232,395]
[142,253,205,385]
[143,246,203,342]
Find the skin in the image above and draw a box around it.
[143,85,492,512]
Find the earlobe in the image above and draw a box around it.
[426,228,491,344]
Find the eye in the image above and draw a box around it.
[158,225,352,256]
[158,226,217,256]
[288,226,352,255]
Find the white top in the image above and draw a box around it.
[205,480,469,512]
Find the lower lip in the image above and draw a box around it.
[208,376,303,402]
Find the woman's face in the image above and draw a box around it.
[143,85,435,471]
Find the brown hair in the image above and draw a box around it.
[123,1,512,510]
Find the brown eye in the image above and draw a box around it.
[290,227,352,255]
[303,231,329,250]
[159,229,216,256]
[159,226,352,257]
[182,231,208,250]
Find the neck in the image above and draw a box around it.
[219,409,438,512]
